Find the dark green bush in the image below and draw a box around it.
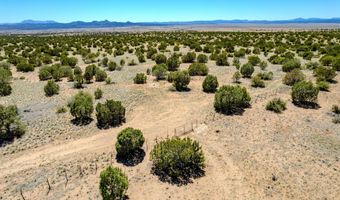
[240,63,254,78]
[95,69,108,82]
[39,67,52,81]
[96,100,126,128]
[317,81,330,91]
[116,127,145,157]
[152,64,167,80]
[320,55,334,66]
[251,76,265,88]
[134,73,147,84]
[266,98,287,113]
[248,56,261,66]
[94,88,103,99]
[188,63,208,76]
[16,62,34,72]
[99,166,128,200]
[0,105,26,144]
[332,57,340,71]
[313,66,336,82]
[283,69,305,86]
[332,105,340,114]
[44,80,59,97]
[202,75,219,93]
[74,75,84,88]
[0,83,12,96]
[216,53,229,66]
[150,137,205,184]
[292,81,319,106]
[182,52,196,63]
[155,54,167,64]
[84,64,97,83]
[232,71,241,83]
[257,72,273,80]
[68,91,94,123]
[166,55,180,71]
[282,59,301,72]
[172,70,190,91]
[214,85,251,114]
[108,61,117,71]
[197,54,208,63]
[0,67,12,96]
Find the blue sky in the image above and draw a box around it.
[0,0,339,23]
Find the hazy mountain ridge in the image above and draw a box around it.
[1,18,340,30]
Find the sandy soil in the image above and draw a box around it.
[0,51,339,200]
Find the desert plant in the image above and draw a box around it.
[152,64,167,80]
[95,69,108,82]
[232,71,241,83]
[155,54,167,64]
[39,67,52,81]
[248,56,261,66]
[134,73,147,84]
[240,63,254,78]
[197,54,208,63]
[115,127,145,157]
[0,105,26,144]
[182,52,196,63]
[0,83,12,96]
[332,105,340,114]
[319,55,334,66]
[99,166,128,200]
[172,70,190,91]
[214,85,251,114]
[282,59,301,72]
[166,55,180,71]
[105,77,112,85]
[56,106,67,114]
[74,75,84,88]
[44,80,59,97]
[251,76,265,88]
[313,66,336,82]
[216,53,229,66]
[292,81,319,106]
[84,64,97,83]
[257,71,273,80]
[259,61,268,70]
[283,69,305,86]
[202,75,219,93]
[108,61,117,71]
[96,100,126,128]
[150,137,205,183]
[94,88,103,99]
[188,63,208,76]
[317,81,330,91]
[68,91,94,123]
[332,57,340,71]
[266,98,287,113]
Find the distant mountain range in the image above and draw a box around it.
[1,18,340,30]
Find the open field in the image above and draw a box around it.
[0,31,339,200]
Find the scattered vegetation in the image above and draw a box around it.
[266,98,287,113]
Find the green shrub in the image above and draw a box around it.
[150,137,205,183]
[0,105,26,144]
[283,69,305,86]
[95,69,108,82]
[202,75,219,93]
[251,76,265,88]
[16,62,34,72]
[0,67,12,96]
[134,73,147,84]
[120,59,126,67]
[172,70,190,91]
[282,59,301,72]
[152,64,167,80]
[96,100,126,128]
[56,107,67,114]
[259,61,268,70]
[214,85,251,114]
[292,81,319,106]
[248,56,261,66]
[108,61,117,71]
[305,61,320,70]
[44,80,59,97]
[197,54,208,63]
[216,53,229,66]
[61,56,78,67]
[240,63,254,78]
[319,55,334,66]
[332,57,340,71]
[257,72,273,80]
[105,77,112,85]
[173,46,180,51]
[116,127,145,157]
[68,91,94,123]
[266,98,287,113]
[166,55,180,71]
[73,66,82,75]
[182,52,196,63]
[0,83,12,96]
[188,63,208,76]
[232,71,241,83]
[313,66,336,82]
[317,81,330,91]
[74,75,84,88]
[99,166,128,200]
[94,88,103,99]
[84,64,97,83]
[39,67,52,81]
[155,54,167,64]
[128,59,137,66]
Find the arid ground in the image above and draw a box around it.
[0,31,339,200]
